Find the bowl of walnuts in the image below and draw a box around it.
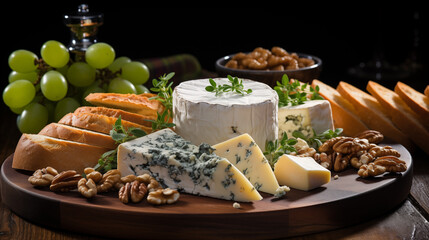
[215,46,322,87]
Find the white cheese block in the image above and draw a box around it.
[213,133,280,195]
[274,154,331,191]
[173,78,278,151]
[278,100,334,139]
[117,128,263,202]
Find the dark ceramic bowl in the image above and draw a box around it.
[215,52,322,87]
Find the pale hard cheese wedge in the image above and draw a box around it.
[213,133,280,195]
[278,100,334,139]
[173,78,278,151]
[117,128,263,202]
[274,154,331,191]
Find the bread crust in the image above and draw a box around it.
[367,81,429,155]
[337,81,415,152]
[58,112,152,135]
[39,123,117,149]
[311,80,368,136]
[12,134,108,173]
[394,81,429,128]
[74,106,155,128]
[85,93,164,116]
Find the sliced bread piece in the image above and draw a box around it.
[394,81,429,128]
[39,123,117,149]
[311,80,368,136]
[74,106,155,128]
[12,134,108,173]
[85,93,164,117]
[367,80,429,155]
[425,85,429,97]
[336,81,415,151]
[58,112,153,135]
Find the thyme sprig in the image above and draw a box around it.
[94,116,147,173]
[263,128,343,168]
[275,74,324,107]
[149,72,176,131]
[205,75,252,96]
[264,133,297,169]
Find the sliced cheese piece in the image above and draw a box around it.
[173,78,278,151]
[213,133,280,195]
[117,128,263,202]
[274,154,331,191]
[278,100,334,139]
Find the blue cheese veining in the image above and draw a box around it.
[117,128,263,202]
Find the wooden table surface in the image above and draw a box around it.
[0,102,428,240]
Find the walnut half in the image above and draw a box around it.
[358,156,407,178]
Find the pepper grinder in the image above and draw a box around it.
[64,4,103,61]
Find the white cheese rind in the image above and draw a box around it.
[278,100,334,139]
[274,154,331,191]
[173,78,278,151]
[117,128,263,202]
[213,133,280,195]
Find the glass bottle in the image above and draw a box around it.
[64,4,103,61]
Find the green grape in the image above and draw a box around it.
[54,97,80,122]
[43,100,56,123]
[108,56,131,73]
[3,80,36,109]
[81,84,105,105]
[67,62,96,87]
[108,78,136,94]
[121,61,150,85]
[135,84,150,94]
[8,71,38,83]
[56,64,69,77]
[85,42,115,69]
[41,40,70,68]
[17,102,49,133]
[8,49,38,73]
[40,70,68,101]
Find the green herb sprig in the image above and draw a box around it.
[275,74,324,107]
[263,133,298,169]
[205,75,252,96]
[149,72,176,131]
[94,116,147,173]
[292,128,343,150]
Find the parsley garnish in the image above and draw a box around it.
[274,74,324,107]
[205,75,252,96]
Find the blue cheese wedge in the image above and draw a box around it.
[117,128,263,202]
[213,133,281,195]
[278,100,334,139]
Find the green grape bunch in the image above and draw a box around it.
[3,40,151,134]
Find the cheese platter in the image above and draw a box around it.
[0,143,412,239]
[0,70,419,239]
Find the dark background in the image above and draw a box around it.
[1,4,427,95]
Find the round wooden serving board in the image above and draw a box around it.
[1,143,413,240]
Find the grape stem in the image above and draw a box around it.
[96,68,121,88]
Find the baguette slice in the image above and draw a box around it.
[85,93,164,117]
[58,112,152,135]
[337,81,415,151]
[394,81,429,128]
[12,134,108,173]
[367,80,429,155]
[74,106,155,128]
[425,85,429,97]
[311,80,368,136]
[39,123,117,149]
